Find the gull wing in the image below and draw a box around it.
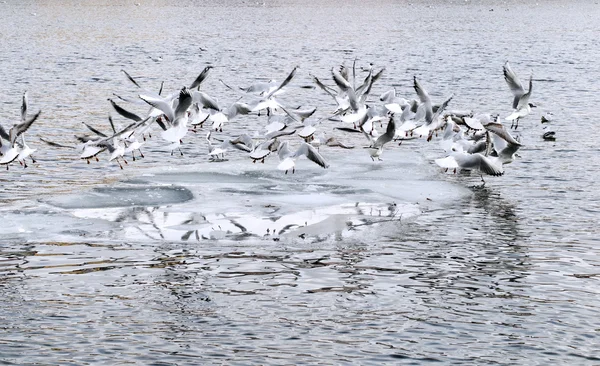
[82,122,108,137]
[193,91,220,111]
[373,117,396,148]
[516,75,533,110]
[484,122,521,146]
[311,74,337,98]
[0,123,9,141]
[21,91,28,122]
[453,152,504,176]
[174,88,193,119]
[430,94,453,125]
[121,69,142,89]
[139,93,175,122]
[265,66,298,99]
[190,65,213,89]
[413,76,433,123]
[503,61,525,109]
[294,142,329,169]
[39,138,76,149]
[332,67,352,91]
[109,99,143,122]
[9,110,41,147]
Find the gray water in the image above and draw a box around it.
[2,0,600,364]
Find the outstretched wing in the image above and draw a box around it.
[109,99,143,122]
[294,142,329,169]
[503,61,525,109]
[190,65,213,89]
[266,66,298,99]
[10,110,41,146]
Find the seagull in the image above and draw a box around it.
[362,116,396,161]
[277,141,329,174]
[411,76,453,140]
[435,151,504,183]
[0,91,42,169]
[225,66,298,115]
[503,61,533,129]
[206,132,253,161]
[139,87,192,155]
[484,121,522,165]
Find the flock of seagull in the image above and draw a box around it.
[0,61,535,183]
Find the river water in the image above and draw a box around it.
[1,0,600,364]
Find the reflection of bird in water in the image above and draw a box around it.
[113,206,165,239]
[470,185,520,244]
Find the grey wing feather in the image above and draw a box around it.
[358,68,383,100]
[190,66,213,89]
[265,129,296,140]
[21,91,28,122]
[0,123,9,141]
[174,88,193,118]
[39,137,76,149]
[266,66,298,99]
[311,75,337,98]
[83,122,108,137]
[478,155,504,176]
[497,141,521,164]
[484,122,521,146]
[139,94,175,122]
[109,99,142,122]
[230,133,253,147]
[503,62,525,109]
[121,69,142,89]
[332,67,351,91]
[10,110,41,146]
[374,118,396,147]
[413,76,433,123]
[516,75,533,110]
[108,115,117,134]
[193,91,220,111]
[295,143,329,168]
[430,95,453,124]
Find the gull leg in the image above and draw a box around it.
[179,148,184,156]
[139,149,144,158]
[117,158,123,170]
[95,156,99,162]
[31,155,36,164]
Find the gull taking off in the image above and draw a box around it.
[503,61,533,129]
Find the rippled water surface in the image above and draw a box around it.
[2,0,600,364]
